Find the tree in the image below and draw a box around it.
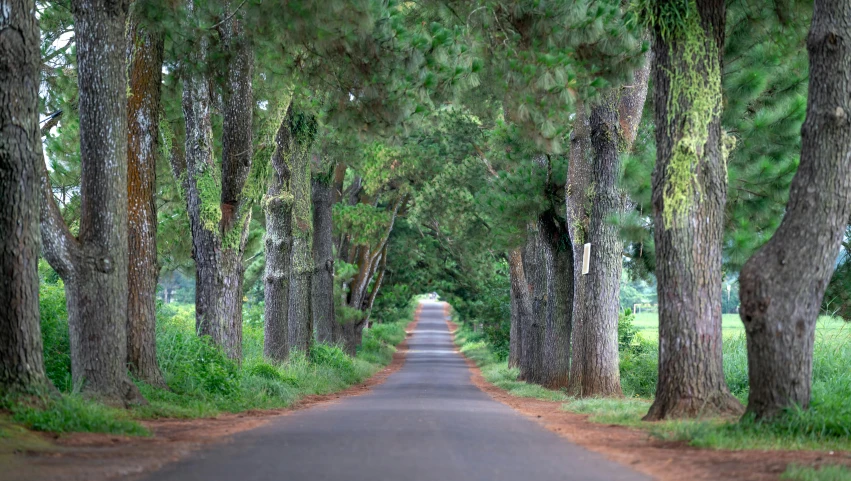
[739,0,851,419]
[312,166,337,345]
[0,0,53,396]
[287,104,317,355]
[641,0,743,420]
[519,224,547,384]
[40,0,145,405]
[126,0,166,387]
[509,248,535,378]
[263,108,294,361]
[176,2,255,359]
[567,56,650,397]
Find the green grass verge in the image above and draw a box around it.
[453,320,851,452]
[782,464,851,481]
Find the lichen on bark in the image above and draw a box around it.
[640,0,722,229]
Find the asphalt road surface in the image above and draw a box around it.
[143,301,648,481]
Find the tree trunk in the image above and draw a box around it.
[541,217,572,389]
[508,248,535,379]
[365,245,388,313]
[263,114,293,361]
[518,231,546,384]
[571,97,625,397]
[508,268,522,368]
[739,0,851,420]
[0,0,52,395]
[644,0,742,420]
[312,173,336,344]
[39,0,144,405]
[126,3,166,388]
[567,103,592,395]
[181,29,225,344]
[286,105,317,355]
[179,3,253,360]
[566,53,650,397]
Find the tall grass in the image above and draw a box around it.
[454,310,851,452]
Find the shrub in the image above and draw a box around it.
[618,308,642,353]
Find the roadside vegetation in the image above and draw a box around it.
[1,279,414,437]
[453,309,851,454]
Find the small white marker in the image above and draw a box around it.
[582,243,591,275]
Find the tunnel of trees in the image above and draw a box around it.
[1,0,850,429]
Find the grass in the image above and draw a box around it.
[6,396,149,436]
[11,280,414,435]
[782,465,851,481]
[631,313,848,341]
[453,315,851,453]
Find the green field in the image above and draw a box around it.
[632,313,849,340]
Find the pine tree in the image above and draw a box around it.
[739,0,851,420]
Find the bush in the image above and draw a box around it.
[618,308,642,353]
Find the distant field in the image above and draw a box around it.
[632,313,849,341]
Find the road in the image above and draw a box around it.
[143,301,648,481]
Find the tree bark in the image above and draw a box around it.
[286,105,317,355]
[263,113,293,361]
[644,0,742,420]
[312,172,336,344]
[126,3,166,388]
[508,267,522,368]
[0,0,52,395]
[541,215,572,389]
[738,0,851,420]
[181,27,224,345]
[179,3,253,359]
[569,61,651,396]
[39,0,144,405]
[519,230,546,384]
[567,103,592,395]
[508,248,535,379]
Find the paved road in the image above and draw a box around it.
[143,301,648,481]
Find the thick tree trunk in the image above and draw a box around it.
[39,0,144,405]
[567,103,592,395]
[263,114,293,361]
[508,248,535,379]
[181,31,225,343]
[126,4,166,387]
[571,97,625,397]
[508,270,522,368]
[739,0,851,420]
[215,11,253,360]
[286,105,317,355]
[518,230,546,384]
[179,4,253,360]
[0,0,52,395]
[541,218,572,389]
[644,0,742,420]
[566,55,650,397]
[312,173,336,344]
